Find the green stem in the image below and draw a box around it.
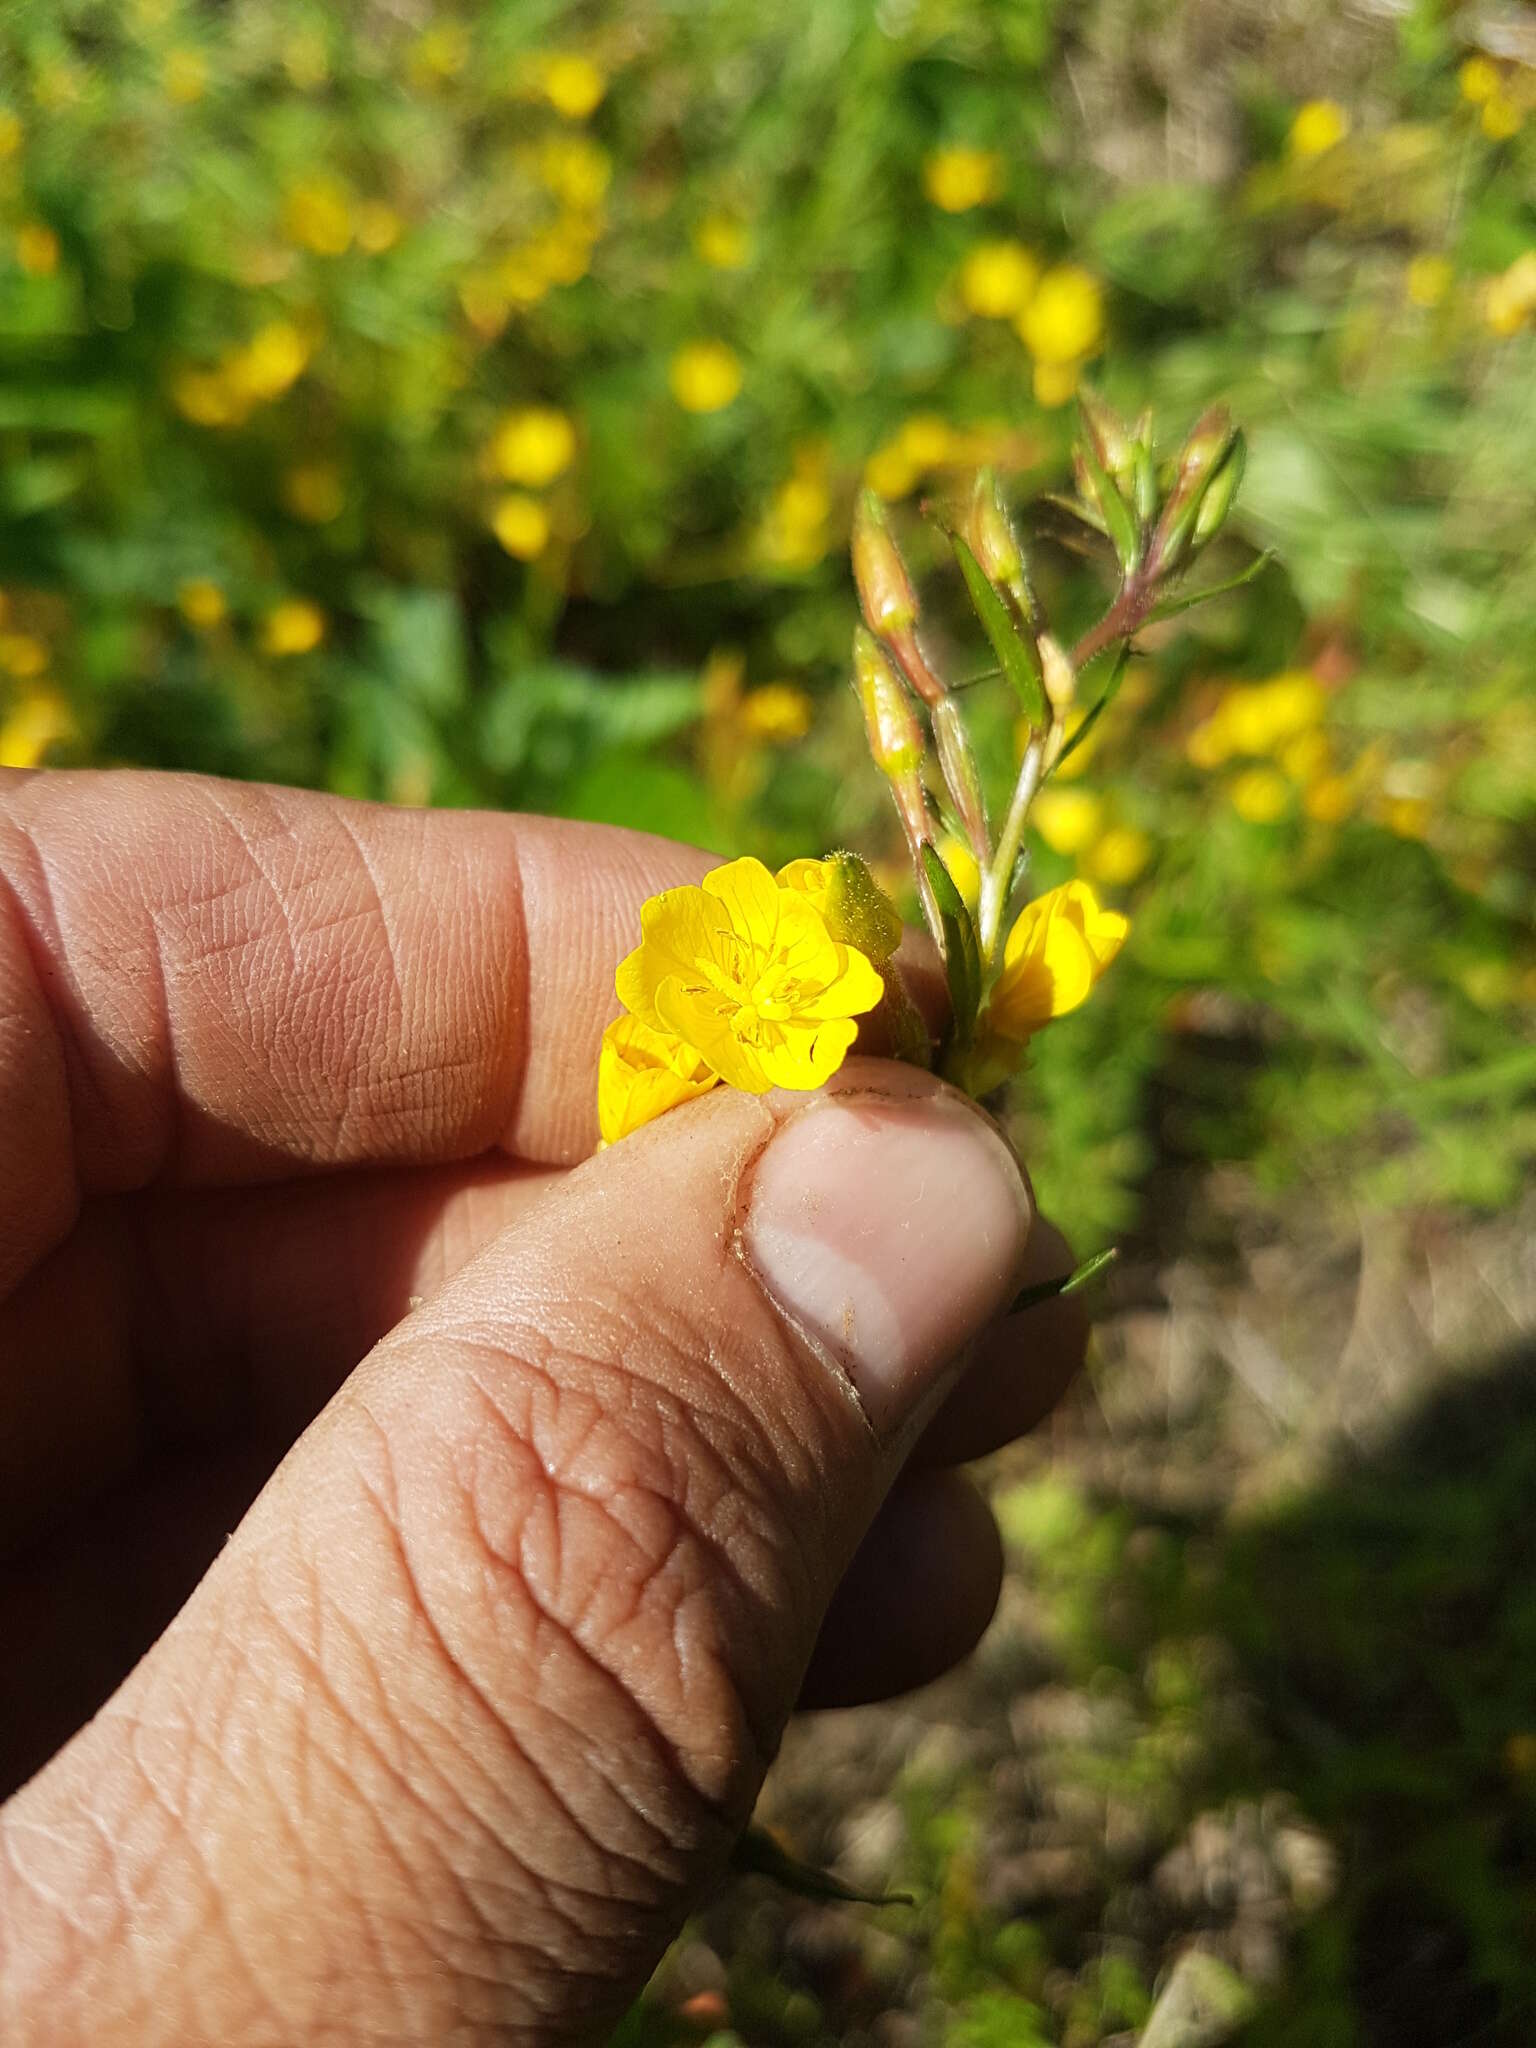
[979,734,1045,961]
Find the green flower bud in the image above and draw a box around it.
[852,489,918,638]
[780,850,904,964]
[1192,432,1246,546]
[854,626,923,776]
[965,469,1024,586]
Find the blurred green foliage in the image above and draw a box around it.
[0,0,1532,1239]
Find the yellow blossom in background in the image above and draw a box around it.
[1289,99,1350,159]
[1405,254,1453,307]
[1033,360,1080,408]
[1017,265,1104,366]
[1086,824,1153,886]
[598,1014,720,1146]
[542,54,607,120]
[864,443,920,499]
[694,213,750,269]
[0,632,49,678]
[959,241,1041,318]
[1459,56,1500,106]
[260,599,326,657]
[1187,671,1326,766]
[989,880,1129,1040]
[177,579,227,630]
[1484,252,1536,336]
[16,223,59,276]
[492,493,551,559]
[537,135,612,209]
[491,406,577,486]
[163,47,207,105]
[669,340,742,413]
[615,856,884,1094]
[1377,793,1431,840]
[1228,764,1292,823]
[355,201,402,253]
[1481,93,1523,141]
[740,684,814,742]
[898,414,957,467]
[284,176,352,256]
[226,320,313,406]
[282,462,345,524]
[0,691,76,769]
[760,452,832,567]
[0,112,22,160]
[923,147,1004,213]
[1031,785,1104,856]
[1280,727,1331,784]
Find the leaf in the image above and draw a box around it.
[1057,643,1131,765]
[951,534,1048,727]
[921,843,982,1044]
[1145,550,1275,623]
[730,1825,914,1907]
[1039,489,1109,538]
[1075,418,1142,572]
[1008,1246,1118,1316]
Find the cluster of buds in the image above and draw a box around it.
[851,393,1259,1072]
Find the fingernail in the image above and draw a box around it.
[742,1083,1031,1435]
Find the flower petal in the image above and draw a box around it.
[598,1014,720,1144]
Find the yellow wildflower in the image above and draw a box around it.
[1086,824,1153,886]
[1031,786,1104,857]
[1017,264,1103,366]
[598,1014,719,1146]
[0,112,22,160]
[1459,56,1500,106]
[1032,359,1081,409]
[1228,765,1291,823]
[776,852,903,963]
[1484,252,1536,335]
[1377,794,1431,840]
[863,442,920,499]
[1289,100,1350,159]
[177,579,227,630]
[355,201,402,253]
[285,176,353,256]
[1188,672,1326,766]
[615,856,884,1094]
[959,240,1040,318]
[282,462,345,524]
[163,47,207,105]
[492,493,551,560]
[542,54,607,120]
[491,406,577,487]
[537,134,611,209]
[1280,727,1331,784]
[1405,253,1452,307]
[760,465,831,567]
[740,684,814,742]
[1482,94,1522,141]
[898,413,957,466]
[669,340,742,413]
[988,880,1128,1040]
[0,632,49,679]
[15,223,59,277]
[694,213,750,269]
[923,147,1004,213]
[224,320,312,404]
[0,691,76,769]
[260,599,326,657]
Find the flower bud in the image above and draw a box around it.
[1077,387,1133,480]
[1192,432,1246,547]
[854,626,923,776]
[852,489,918,638]
[1149,406,1238,575]
[965,469,1023,586]
[1039,633,1076,716]
[932,695,990,855]
[779,851,904,964]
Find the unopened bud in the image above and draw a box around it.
[965,469,1023,586]
[1192,432,1246,546]
[1078,388,1133,480]
[932,695,990,855]
[854,626,924,776]
[789,850,904,964]
[852,489,918,638]
[1039,633,1076,716]
[1148,406,1235,577]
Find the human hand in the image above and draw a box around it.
[0,770,1086,2046]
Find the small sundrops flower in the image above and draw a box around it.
[1405,253,1453,307]
[694,213,751,269]
[988,880,1129,1041]
[1288,99,1350,159]
[1085,824,1153,886]
[177,578,227,630]
[1228,764,1292,823]
[491,406,577,486]
[739,683,814,742]
[923,147,1004,213]
[492,492,551,559]
[598,1014,719,1146]
[669,340,743,413]
[541,53,607,120]
[615,856,884,1095]
[284,176,353,256]
[260,598,326,656]
[1459,56,1501,106]
[0,690,76,769]
[1031,785,1104,856]
[1017,265,1104,366]
[958,240,1040,318]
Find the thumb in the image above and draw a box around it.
[2,1061,1030,2048]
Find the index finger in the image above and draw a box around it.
[0,768,710,1294]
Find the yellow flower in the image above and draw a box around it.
[542,54,607,120]
[260,599,326,657]
[163,47,207,105]
[0,111,22,160]
[1033,359,1080,408]
[669,340,742,413]
[1086,824,1153,886]
[598,1014,719,1145]
[1228,765,1291,823]
[491,493,551,560]
[1459,56,1500,106]
[1377,793,1430,840]
[740,684,813,742]
[282,462,345,524]
[959,240,1040,318]
[224,320,311,404]
[616,856,884,1094]
[356,201,402,253]
[1188,672,1326,766]
[989,880,1128,1040]
[1031,786,1104,857]
[863,442,920,499]
[1017,265,1103,366]
[491,406,577,486]
[923,147,1004,213]
[0,691,75,769]
[694,213,750,269]
[1405,254,1452,307]
[15,223,59,277]
[177,578,227,630]
[1485,252,1536,335]
[1481,94,1522,141]
[776,852,903,963]
[0,632,49,679]
[1280,727,1331,784]
[897,413,957,466]
[1289,99,1350,159]
[284,176,353,256]
[537,135,611,209]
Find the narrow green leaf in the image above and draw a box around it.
[1057,643,1131,765]
[1009,1246,1118,1316]
[1075,420,1142,572]
[731,1825,914,1907]
[1145,549,1273,623]
[920,844,982,1044]
[951,534,1048,727]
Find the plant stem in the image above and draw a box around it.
[979,733,1045,960]
[1069,574,1156,673]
